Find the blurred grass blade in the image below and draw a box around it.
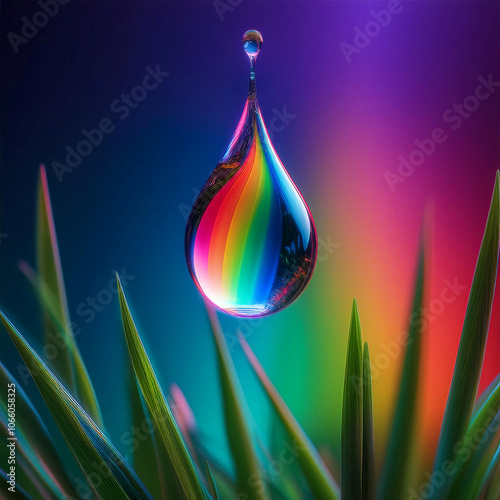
[473,373,500,418]
[206,306,269,500]
[30,165,103,425]
[127,356,167,499]
[239,334,340,500]
[362,342,375,500]
[482,447,500,500]
[435,378,500,498]
[0,469,33,500]
[452,412,500,500]
[19,260,103,427]
[377,234,426,500]
[1,415,67,499]
[433,172,500,472]
[0,311,153,500]
[341,299,363,500]
[117,276,210,500]
[170,383,199,465]
[36,164,73,388]
[0,362,76,498]
[205,462,220,500]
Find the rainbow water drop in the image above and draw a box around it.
[185,30,317,317]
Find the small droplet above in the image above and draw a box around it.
[242,30,263,57]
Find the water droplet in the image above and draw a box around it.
[185,30,317,317]
[242,30,263,57]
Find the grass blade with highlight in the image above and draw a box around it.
[0,311,153,500]
[239,334,340,500]
[117,276,210,500]
[127,357,167,499]
[433,171,500,472]
[0,362,76,498]
[36,164,74,389]
[435,378,500,498]
[31,165,103,425]
[362,342,375,500]
[207,306,269,500]
[377,234,426,500]
[341,299,363,500]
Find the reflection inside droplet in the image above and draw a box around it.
[185,30,317,317]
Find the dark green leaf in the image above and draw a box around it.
[341,299,363,500]
[433,172,500,471]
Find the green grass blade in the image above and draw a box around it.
[205,462,220,500]
[473,373,500,418]
[0,362,76,498]
[32,165,103,425]
[206,306,269,500]
[127,357,167,499]
[36,164,73,389]
[19,261,103,427]
[482,448,500,500]
[341,299,363,500]
[434,378,500,498]
[433,171,500,472]
[117,276,210,500]
[362,342,375,500]
[239,334,340,500]
[0,415,67,499]
[377,234,426,500]
[452,412,500,500]
[0,311,153,500]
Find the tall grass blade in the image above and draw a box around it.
[0,311,153,500]
[377,234,426,500]
[36,165,73,389]
[362,342,375,500]
[433,172,500,471]
[206,306,269,500]
[117,276,210,500]
[32,165,103,425]
[127,357,167,499]
[239,334,340,500]
[341,299,363,500]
